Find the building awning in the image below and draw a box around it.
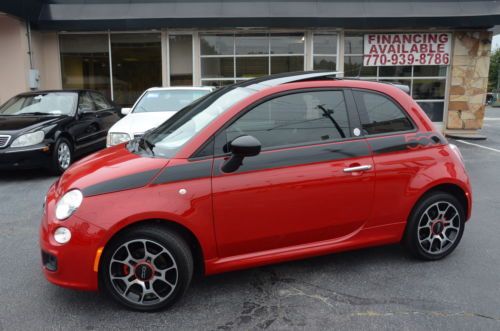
[2,0,500,31]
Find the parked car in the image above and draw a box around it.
[40,72,471,311]
[0,90,120,174]
[107,87,215,147]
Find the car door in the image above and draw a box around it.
[70,91,102,152]
[351,89,421,228]
[211,89,376,258]
[90,92,120,148]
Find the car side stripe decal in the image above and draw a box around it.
[368,133,445,155]
[213,140,370,175]
[82,169,162,197]
[152,160,212,185]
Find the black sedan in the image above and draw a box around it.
[0,90,121,174]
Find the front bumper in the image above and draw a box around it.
[0,144,52,169]
[40,184,105,291]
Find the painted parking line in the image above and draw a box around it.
[484,117,500,121]
[456,139,500,153]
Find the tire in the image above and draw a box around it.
[100,225,194,311]
[403,192,465,261]
[50,137,73,175]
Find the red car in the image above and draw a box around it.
[40,72,472,311]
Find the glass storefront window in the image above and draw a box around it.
[200,35,233,55]
[110,33,161,106]
[236,57,268,78]
[201,58,234,78]
[343,32,449,122]
[313,33,337,71]
[169,35,193,86]
[235,34,268,55]
[200,33,305,85]
[313,56,337,71]
[60,34,111,98]
[270,34,304,54]
[344,56,377,77]
[418,102,444,122]
[412,79,446,99]
[271,56,304,74]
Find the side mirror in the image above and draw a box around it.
[221,135,261,173]
[78,106,94,116]
[121,107,131,116]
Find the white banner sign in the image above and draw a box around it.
[363,33,451,66]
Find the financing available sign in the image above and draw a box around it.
[363,33,451,66]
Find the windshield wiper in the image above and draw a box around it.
[16,112,52,116]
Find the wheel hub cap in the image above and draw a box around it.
[134,263,154,281]
[109,239,178,306]
[417,201,461,255]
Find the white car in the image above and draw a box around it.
[106,87,215,147]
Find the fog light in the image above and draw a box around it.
[54,227,71,244]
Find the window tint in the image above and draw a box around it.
[225,90,350,151]
[78,92,95,112]
[91,92,112,110]
[353,90,413,135]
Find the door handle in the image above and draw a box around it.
[343,165,372,173]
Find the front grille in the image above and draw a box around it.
[41,251,57,271]
[0,135,11,148]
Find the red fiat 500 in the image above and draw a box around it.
[40,72,471,311]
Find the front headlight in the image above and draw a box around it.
[55,189,83,220]
[10,131,44,147]
[107,132,131,147]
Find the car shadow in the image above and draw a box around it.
[46,244,414,315]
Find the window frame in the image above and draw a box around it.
[190,87,361,159]
[351,88,418,138]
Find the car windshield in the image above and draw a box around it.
[137,86,254,158]
[0,92,78,116]
[133,90,212,113]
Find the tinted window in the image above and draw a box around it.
[353,90,413,135]
[78,92,96,112]
[91,92,112,110]
[225,90,350,151]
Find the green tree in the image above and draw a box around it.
[489,48,500,91]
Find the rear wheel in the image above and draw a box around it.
[101,226,193,311]
[404,192,465,260]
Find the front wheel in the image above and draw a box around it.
[50,137,73,175]
[101,226,193,311]
[403,192,465,260]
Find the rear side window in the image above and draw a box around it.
[353,90,414,135]
[224,90,350,151]
[91,92,113,110]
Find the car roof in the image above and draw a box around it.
[145,86,215,92]
[17,89,100,96]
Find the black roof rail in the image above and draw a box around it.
[239,71,342,91]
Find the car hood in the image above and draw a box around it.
[57,144,169,196]
[0,115,66,132]
[109,112,177,137]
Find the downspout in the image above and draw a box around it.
[26,20,33,70]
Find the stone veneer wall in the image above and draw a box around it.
[447,31,492,130]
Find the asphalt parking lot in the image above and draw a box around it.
[1,109,500,330]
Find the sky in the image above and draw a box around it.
[493,35,500,51]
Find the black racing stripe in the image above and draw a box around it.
[152,160,212,185]
[214,140,370,175]
[368,136,408,154]
[368,133,444,155]
[82,169,161,197]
